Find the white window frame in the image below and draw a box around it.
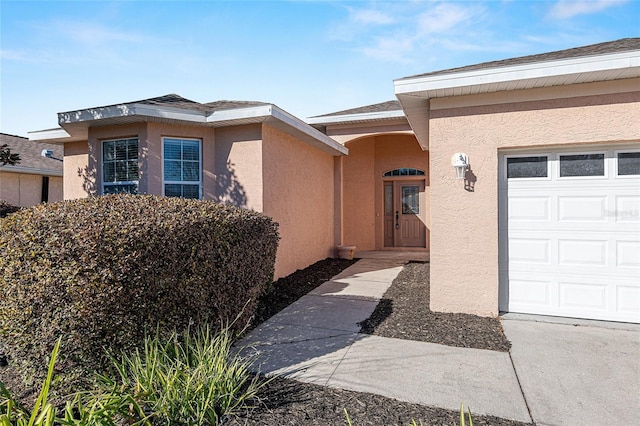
[503,153,551,181]
[102,137,139,195]
[161,137,202,199]
[556,150,608,180]
[614,148,640,179]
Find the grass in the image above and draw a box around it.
[1,326,267,425]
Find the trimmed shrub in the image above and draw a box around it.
[0,200,20,218]
[0,194,279,392]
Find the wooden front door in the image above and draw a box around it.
[384,180,426,247]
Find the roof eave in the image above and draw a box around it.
[28,128,78,144]
[395,50,640,98]
[0,165,63,177]
[306,110,405,126]
[395,49,640,150]
[207,104,348,156]
[31,103,348,156]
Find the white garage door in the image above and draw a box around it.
[499,147,640,323]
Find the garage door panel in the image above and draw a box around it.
[508,196,550,221]
[509,278,551,306]
[616,241,640,268]
[558,196,607,222]
[510,238,550,264]
[617,286,640,316]
[558,281,608,310]
[558,239,608,266]
[500,148,640,323]
[615,195,640,222]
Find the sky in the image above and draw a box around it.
[1,0,638,137]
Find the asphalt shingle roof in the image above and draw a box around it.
[402,38,640,80]
[0,133,63,174]
[310,100,402,119]
[65,94,269,115]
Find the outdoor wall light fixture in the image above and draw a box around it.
[451,153,469,179]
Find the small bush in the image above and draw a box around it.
[0,194,279,394]
[0,200,20,218]
[86,325,265,425]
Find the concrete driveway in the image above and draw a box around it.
[502,316,640,426]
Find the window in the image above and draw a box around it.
[618,152,640,176]
[507,156,548,178]
[383,168,425,177]
[559,154,604,177]
[163,138,201,199]
[103,138,139,194]
[402,185,419,214]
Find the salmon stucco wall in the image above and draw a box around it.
[63,141,90,200]
[0,173,39,206]
[214,125,263,211]
[427,81,640,317]
[342,134,429,250]
[342,138,376,250]
[145,123,215,197]
[262,124,336,279]
[48,176,63,203]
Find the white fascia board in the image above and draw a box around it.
[28,128,72,142]
[270,106,348,155]
[0,166,63,177]
[206,104,273,123]
[395,50,640,96]
[206,105,348,156]
[130,104,206,123]
[306,109,405,125]
[58,103,206,125]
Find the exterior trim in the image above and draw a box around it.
[0,166,63,177]
[395,50,640,97]
[307,110,405,125]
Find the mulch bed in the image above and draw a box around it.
[359,262,512,352]
[227,376,530,426]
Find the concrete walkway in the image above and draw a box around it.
[239,258,640,425]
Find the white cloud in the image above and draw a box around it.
[548,0,629,19]
[351,2,485,63]
[417,3,477,36]
[361,33,416,63]
[351,9,395,25]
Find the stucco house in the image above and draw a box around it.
[0,133,63,206]
[30,38,640,324]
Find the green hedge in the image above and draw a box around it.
[0,200,20,218]
[0,194,279,390]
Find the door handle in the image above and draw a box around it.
[395,210,399,229]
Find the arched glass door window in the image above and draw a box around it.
[383,168,425,177]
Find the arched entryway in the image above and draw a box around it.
[341,134,429,251]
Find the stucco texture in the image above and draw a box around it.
[428,81,640,316]
[63,141,90,200]
[262,124,336,279]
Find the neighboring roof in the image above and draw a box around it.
[29,95,347,156]
[403,38,640,80]
[395,38,640,150]
[307,100,405,126]
[0,133,63,176]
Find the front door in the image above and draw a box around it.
[384,180,426,247]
